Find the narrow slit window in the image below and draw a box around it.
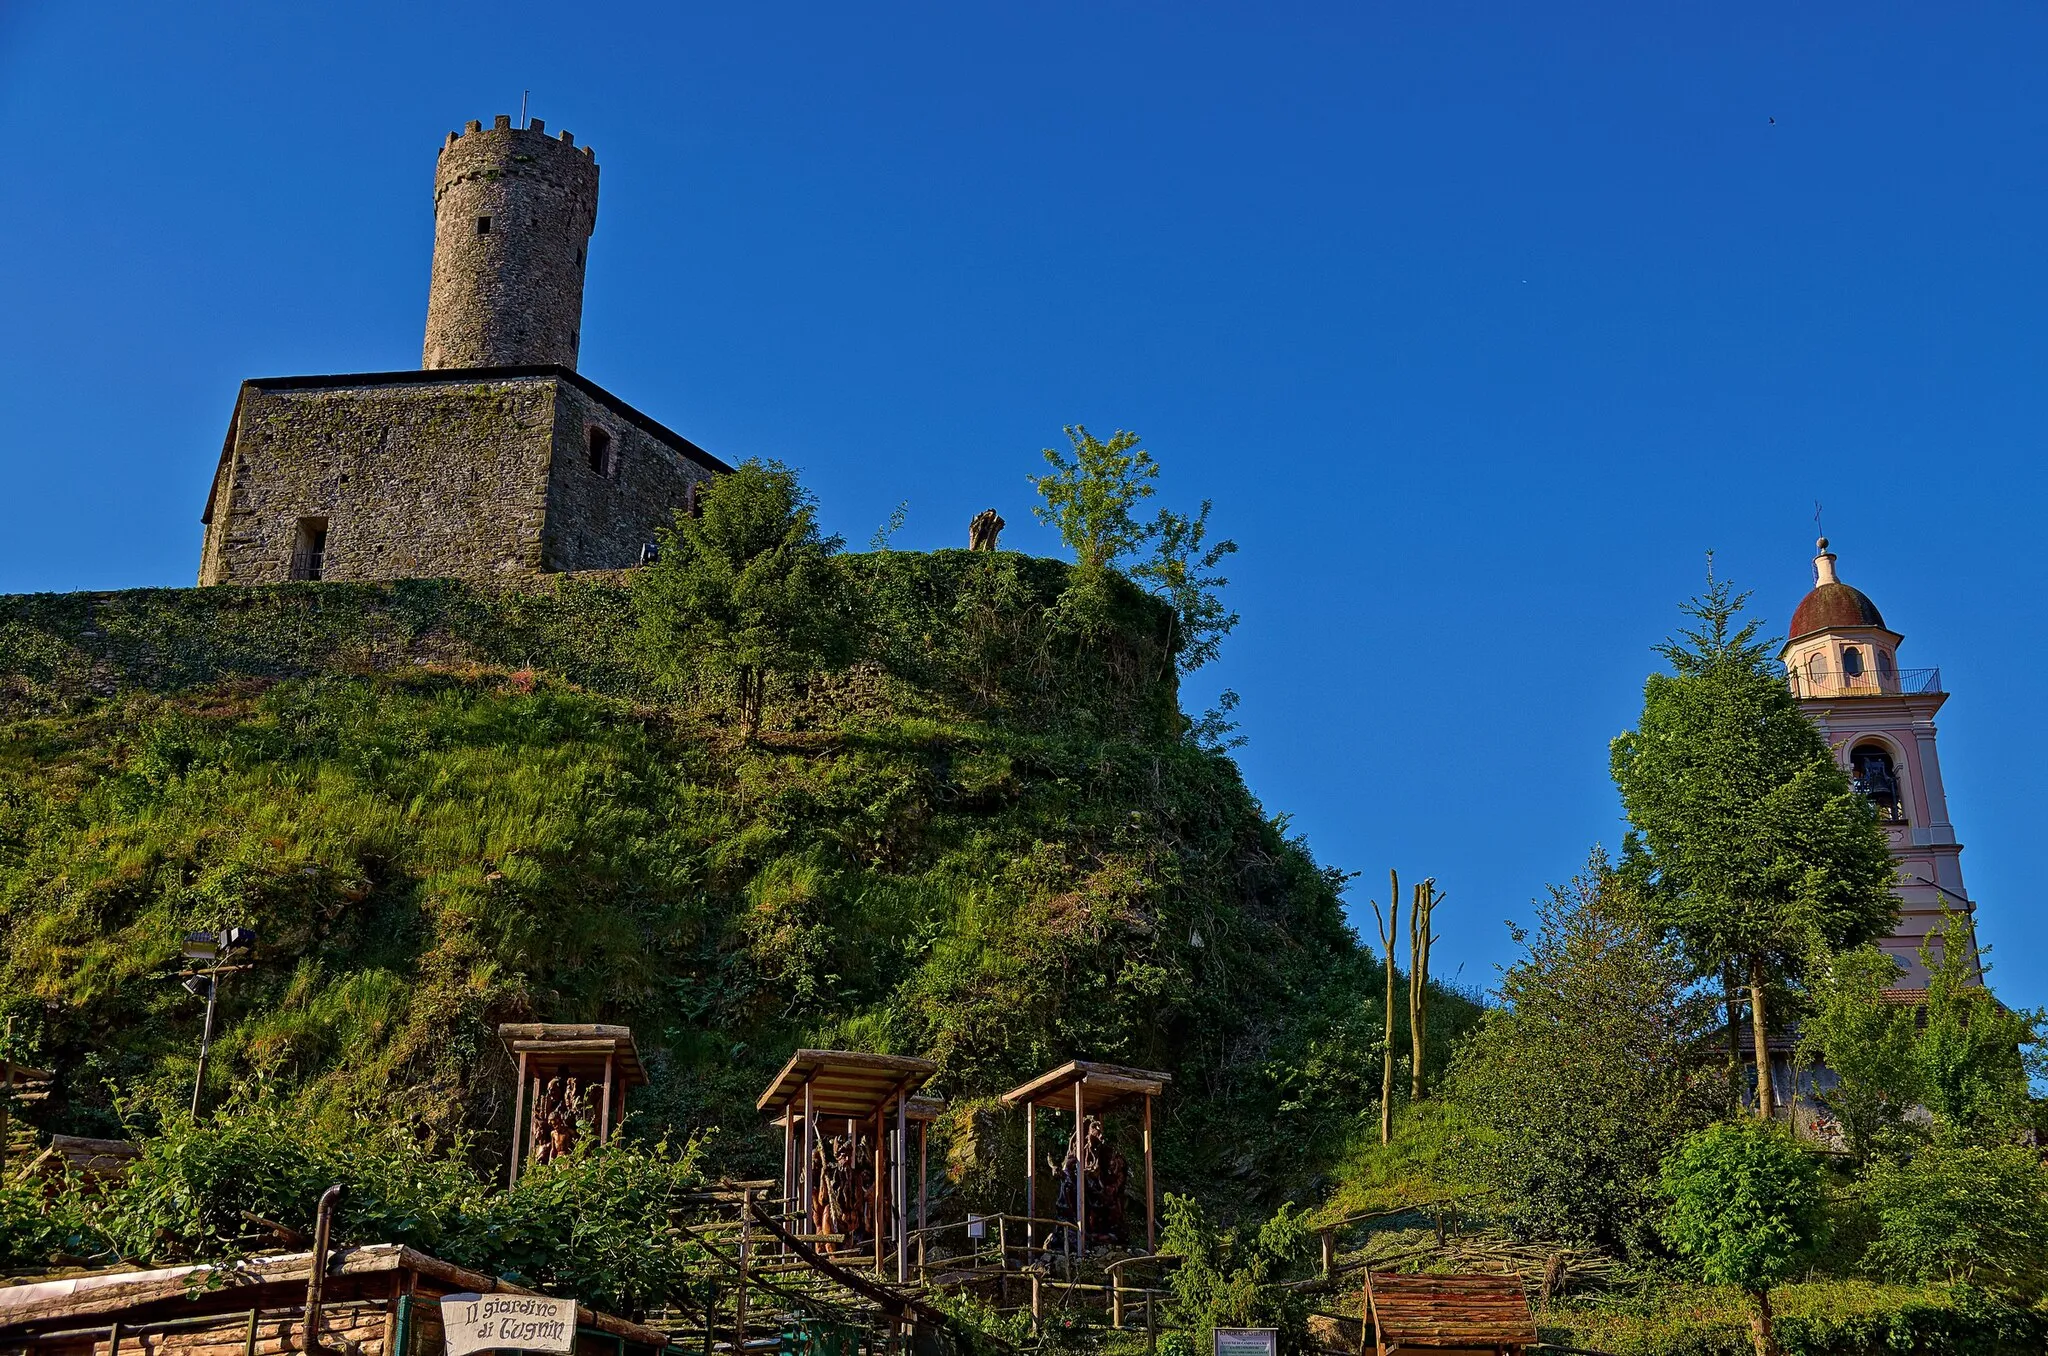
[588,426,613,477]
[476,215,492,235]
[291,517,329,582]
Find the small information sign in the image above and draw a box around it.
[1213,1329,1278,1356]
[440,1292,579,1356]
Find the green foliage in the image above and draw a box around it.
[1448,861,1718,1257]
[1131,500,1238,676]
[1854,1128,2048,1296]
[1156,1194,1313,1353]
[0,1102,708,1314]
[0,556,1368,1207]
[1030,427,1160,572]
[635,459,853,736]
[1543,1278,2048,1356]
[1796,946,1921,1161]
[1610,568,1897,1108]
[1659,1120,1827,1292]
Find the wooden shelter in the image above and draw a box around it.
[499,1024,648,1184]
[0,1243,669,1356]
[756,1050,938,1284]
[1360,1272,1538,1356]
[999,1060,1170,1252]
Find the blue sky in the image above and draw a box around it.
[2,4,2043,1008]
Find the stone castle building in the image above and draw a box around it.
[199,116,727,586]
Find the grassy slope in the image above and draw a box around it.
[0,552,1451,1210]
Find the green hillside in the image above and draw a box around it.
[0,552,1455,1206]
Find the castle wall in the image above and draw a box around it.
[199,376,557,585]
[540,381,714,571]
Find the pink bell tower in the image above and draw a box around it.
[1781,538,1971,986]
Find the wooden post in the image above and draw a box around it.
[801,1081,816,1234]
[508,1050,530,1186]
[873,1104,886,1274]
[0,1063,12,1176]
[1024,1102,1036,1254]
[600,1048,616,1142]
[782,1112,795,1241]
[895,1094,909,1283]
[1073,1079,1086,1257]
[736,1188,751,1353]
[917,1120,929,1276]
[1143,1093,1156,1253]
[1112,1265,1124,1328]
[1320,1230,1334,1277]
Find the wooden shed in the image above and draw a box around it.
[1361,1272,1537,1356]
[0,1244,670,1356]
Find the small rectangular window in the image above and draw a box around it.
[291,517,329,581]
[476,215,492,235]
[587,426,614,477]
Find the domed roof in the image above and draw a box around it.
[1788,538,1887,638]
[1790,581,1885,638]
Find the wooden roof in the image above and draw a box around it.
[1363,1272,1537,1349]
[755,1049,938,1118]
[999,1060,1171,1112]
[498,1023,648,1091]
[0,1244,669,1346]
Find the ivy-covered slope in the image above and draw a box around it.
[0,553,1436,1207]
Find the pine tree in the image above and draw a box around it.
[1610,564,1896,1118]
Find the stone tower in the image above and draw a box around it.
[423,115,599,371]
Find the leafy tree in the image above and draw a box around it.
[634,460,851,738]
[1132,499,1239,675]
[1797,945,1921,1161]
[1611,568,1897,1117]
[1156,1194,1313,1354]
[1029,426,1159,572]
[1912,912,2044,1135]
[1448,860,1719,1258]
[1856,1127,2048,1297]
[1659,1120,1827,1356]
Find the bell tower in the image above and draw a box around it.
[1781,539,1970,986]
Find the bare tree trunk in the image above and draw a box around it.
[738,667,764,741]
[1748,956,1775,1120]
[1408,880,1438,1102]
[1375,870,1400,1146]
[1747,1287,1778,1356]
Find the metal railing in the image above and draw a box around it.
[1786,666,1940,699]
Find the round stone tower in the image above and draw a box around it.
[423,115,598,371]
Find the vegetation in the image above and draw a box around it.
[1154,1194,1314,1355]
[1659,1120,1828,1356]
[1611,568,1897,1116]
[1448,863,1719,1258]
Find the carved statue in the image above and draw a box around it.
[968,509,1005,551]
[528,1073,585,1166]
[811,1127,874,1252]
[1050,1115,1128,1247]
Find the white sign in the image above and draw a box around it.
[440,1293,579,1356]
[1213,1329,1277,1356]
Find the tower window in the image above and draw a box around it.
[477,216,492,235]
[1850,743,1904,822]
[587,426,614,477]
[1841,646,1865,678]
[1877,649,1895,678]
[290,517,329,582]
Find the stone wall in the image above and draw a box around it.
[542,379,715,571]
[200,375,557,585]
[423,117,598,371]
[197,370,724,586]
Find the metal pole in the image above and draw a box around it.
[192,974,219,1119]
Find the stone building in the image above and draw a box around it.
[199,116,726,586]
